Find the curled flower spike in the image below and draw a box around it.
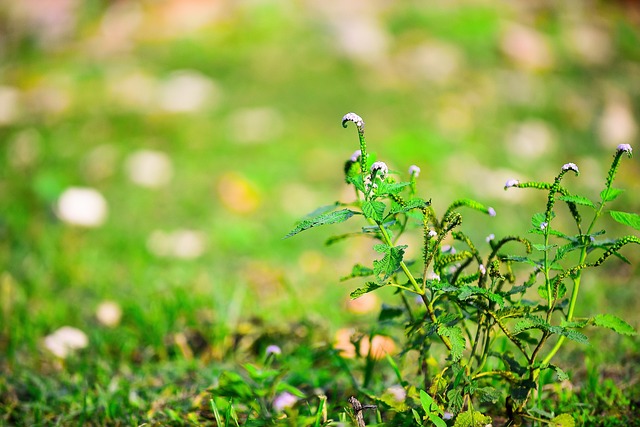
[408,165,421,177]
[342,112,365,132]
[617,143,633,157]
[488,207,496,217]
[350,149,361,162]
[486,233,495,242]
[562,162,579,173]
[504,179,519,189]
[370,161,388,178]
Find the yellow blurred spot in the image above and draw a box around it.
[217,172,260,214]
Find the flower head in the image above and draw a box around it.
[488,207,496,217]
[349,149,361,162]
[504,179,520,189]
[273,392,298,412]
[341,112,365,131]
[370,161,388,178]
[265,345,282,356]
[408,165,421,177]
[562,162,579,173]
[617,143,633,157]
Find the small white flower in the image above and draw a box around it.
[562,162,579,173]
[479,264,486,275]
[266,345,282,356]
[428,229,437,238]
[488,207,496,217]
[486,233,495,242]
[617,143,633,156]
[341,112,365,130]
[441,245,456,254]
[350,149,362,162]
[56,187,108,228]
[386,385,406,402]
[408,165,421,177]
[540,222,548,230]
[273,392,298,412]
[428,272,441,282]
[504,179,520,189]
[44,326,89,358]
[370,161,388,178]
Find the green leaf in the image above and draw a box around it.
[550,413,575,427]
[378,305,404,321]
[419,390,440,414]
[533,243,556,251]
[545,363,569,381]
[284,209,358,238]
[609,210,640,232]
[362,200,386,222]
[350,282,384,299]
[557,328,589,344]
[446,388,464,413]
[592,314,637,336]
[340,264,374,281]
[390,197,429,214]
[453,410,492,427]
[437,325,466,361]
[373,245,407,280]
[475,387,501,404]
[376,181,410,196]
[531,212,546,229]
[601,188,624,203]
[558,195,596,208]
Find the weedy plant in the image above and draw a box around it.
[285,113,640,426]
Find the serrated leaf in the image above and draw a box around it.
[550,414,575,427]
[514,316,548,334]
[350,282,384,298]
[475,387,501,404]
[592,314,637,336]
[390,197,429,214]
[373,245,407,280]
[376,181,410,196]
[362,200,386,222]
[548,364,569,381]
[601,188,624,203]
[609,210,640,232]
[446,388,464,414]
[558,195,596,208]
[284,209,358,238]
[340,264,374,281]
[437,325,466,361]
[558,328,589,344]
[378,305,404,321]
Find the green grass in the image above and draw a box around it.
[1,1,640,425]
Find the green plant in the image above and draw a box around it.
[285,113,639,425]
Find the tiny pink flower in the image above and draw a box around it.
[504,179,519,189]
[617,144,632,157]
[428,229,437,238]
[540,222,548,230]
[486,234,495,242]
[479,264,486,275]
[342,112,365,130]
[488,207,496,217]
[266,345,282,356]
[350,150,361,162]
[408,165,421,177]
[370,161,388,178]
[273,392,298,412]
[562,162,579,173]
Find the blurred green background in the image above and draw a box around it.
[1,0,639,371]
